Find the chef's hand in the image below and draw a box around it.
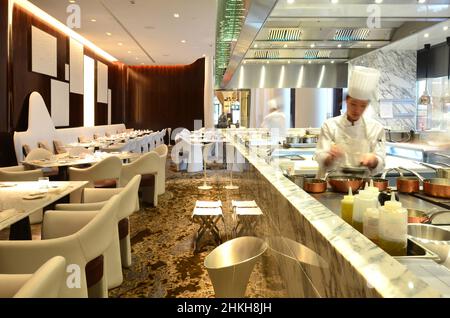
[325,145,343,167]
[360,153,378,169]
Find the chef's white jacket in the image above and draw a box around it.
[261,111,287,136]
[314,113,386,178]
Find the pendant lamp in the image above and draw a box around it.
[419,44,431,105]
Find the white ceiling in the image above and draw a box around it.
[29,0,217,65]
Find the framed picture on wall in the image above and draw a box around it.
[31,26,57,77]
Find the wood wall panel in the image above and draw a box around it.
[127,58,205,131]
[0,0,8,133]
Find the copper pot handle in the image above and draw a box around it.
[397,167,424,182]
[381,168,398,179]
[426,210,450,225]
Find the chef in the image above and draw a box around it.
[314,66,386,178]
[261,99,287,136]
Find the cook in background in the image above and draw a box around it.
[261,99,287,137]
[314,66,386,178]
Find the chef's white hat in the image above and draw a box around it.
[268,99,279,111]
[347,66,380,101]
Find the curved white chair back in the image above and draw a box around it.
[69,156,122,202]
[12,256,66,298]
[120,152,159,187]
[204,236,267,298]
[153,145,168,195]
[0,168,43,182]
[116,175,141,220]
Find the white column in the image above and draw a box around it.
[295,88,332,128]
[203,55,214,128]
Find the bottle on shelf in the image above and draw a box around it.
[341,187,354,225]
[378,192,408,256]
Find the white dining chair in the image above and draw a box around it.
[68,156,122,203]
[53,176,141,286]
[153,145,168,195]
[0,195,120,298]
[0,256,66,298]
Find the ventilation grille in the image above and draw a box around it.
[268,28,302,41]
[254,50,280,59]
[334,28,370,41]
[304,50,331,59]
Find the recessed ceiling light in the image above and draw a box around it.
[136,57,139,60]
[337,44,342,48]
[287,0,295,4]
[418,0,426,3]
[243,60,247,64]
[141,63,145,65]
[283,44,288,48]
[444,26,449,31]
[367,44,371,48]
[69,0,76,3]
[118,42,123,46]
[202,54,206,57]
[331,60,335,64]
[375,0,383,3]
[106,32,112,36]
[90,19,96,22]
[310,43,315,48]
[128,51,132,54]
[424,33,429,38]
[288,60,291,64]
[173,13,180,18]
[331,0,339,3]
[266,61,270,64]
[308,60,312,64]
[254,44,258,48]
[181,40,186,43]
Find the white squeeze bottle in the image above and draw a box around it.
[363,208,380,244]
[366,180,380,194]
[352,189,378,234]
[378,192,408,256]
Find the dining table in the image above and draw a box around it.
[0,181,88,240]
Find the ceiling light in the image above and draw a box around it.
[337,44,342,48]
[308,60,312,64]
[331,60,335,64]
[266,61,270,64]
[288,60,291,64]
[118,42,123,46]
[418,0,426,3]
[287,0,295,4]
[128,51,132,54]
[283,44,288,48]
[69,0,76,3]
[141,63,145,65]
[331,0,339,3]
[424,33,429,38]
[310,43,315,48]
[90,19,96,22]
[136,57,139,60]
[367,44,371,48]
[375,0,383,3]
[173,13,180,18]
[106,32,112,36]
[444,26,449,31]
[181,40,186,43]
[243,60,247,64]
[254,44,258,48]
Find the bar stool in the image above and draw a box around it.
[232,200,263,238]
[192,200,224,252]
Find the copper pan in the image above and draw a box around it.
[398,167,450,198]
[396,167,420,193]
[328,176,364,193]
[303,178,327,193]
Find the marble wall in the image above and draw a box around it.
[349,50,417,131]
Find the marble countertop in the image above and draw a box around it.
[230,137,443,298]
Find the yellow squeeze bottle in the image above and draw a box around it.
[341,187,354,225]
